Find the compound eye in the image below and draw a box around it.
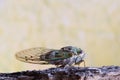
[78,50,82,54]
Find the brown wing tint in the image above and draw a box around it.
[15,47,56,64]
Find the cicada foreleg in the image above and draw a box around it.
[77,60,86,67]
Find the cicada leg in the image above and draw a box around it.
[78,60,86,67]
[83,60,86,67]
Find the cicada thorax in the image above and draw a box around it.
[45,50,72,60]
[40,50,73,66]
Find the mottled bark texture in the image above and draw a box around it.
[0,66,120,80]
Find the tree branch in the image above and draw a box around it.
[0,66,120,80]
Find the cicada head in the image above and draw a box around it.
[61,46,86,67]
[60,46,83,55]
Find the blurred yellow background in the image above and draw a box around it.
[0,0,120,72]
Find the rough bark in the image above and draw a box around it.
[0,66,120,80]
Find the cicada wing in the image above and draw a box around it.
[15,47,56,64]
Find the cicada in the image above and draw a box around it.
[15,46,86,67]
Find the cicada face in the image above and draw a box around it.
[60,46,86,67]
[60,46,83,55]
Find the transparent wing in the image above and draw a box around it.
[15,47,56,64]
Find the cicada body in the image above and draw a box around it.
[15,46,86,67]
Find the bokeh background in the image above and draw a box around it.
[0,0,120,72]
